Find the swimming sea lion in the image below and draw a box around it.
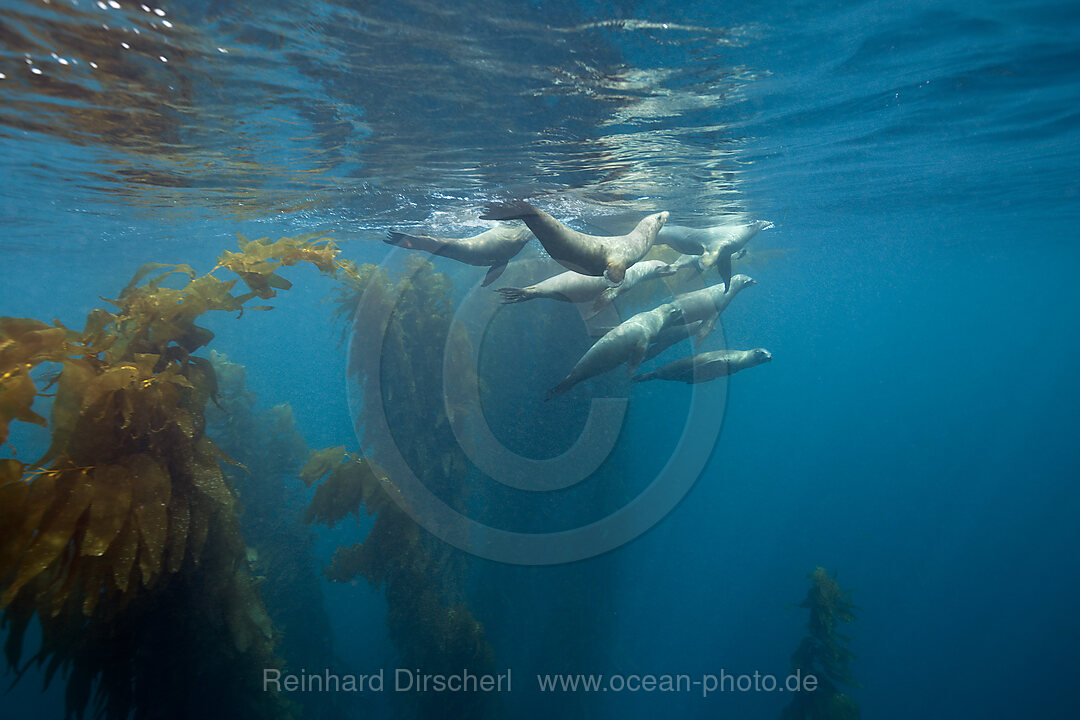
[640,319,706,362]
[480,200,668,285]
[499,258,674,307]
[632,348,772,384]
[658,220,772,288]
[384,223,531,286]
[546,302,683,399]
[585,259,677,318]
[497,269,609,305]
[671,274,756,339]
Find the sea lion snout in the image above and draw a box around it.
[657,263,678,277]
[754,348,773,363]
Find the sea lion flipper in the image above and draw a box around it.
[716,254,733,289]
[480,200,538,221]
[482,262,508,287]
[625,342,649,376]
[585,288,616,319]
[695,316,717,342]
[385,231,438,252]
[604,261,626,286]
[496,287,529,304]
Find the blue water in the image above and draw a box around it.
[2,0,1078,718]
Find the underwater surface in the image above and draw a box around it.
[1,0,1078,718]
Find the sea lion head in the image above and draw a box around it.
[728,274,756,292]
[748,348,773,365]
[657,302,684,326]
[633,210,669,240]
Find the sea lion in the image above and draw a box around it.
[640,320,706,362]
[632,348,772,384]
[497,270,608,305]
[546,302,683,399]
[499,259,674,307]
[657,220,772,288]
[670,274,757,339]
[585,259,677,318]
[384,223,531,286]
[480,200,668,285]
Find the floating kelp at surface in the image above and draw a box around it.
[0,234,355,720]
[780,567,861,720]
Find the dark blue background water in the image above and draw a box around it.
[2,0,1078,718]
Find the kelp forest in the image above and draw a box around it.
[1,236,857,720]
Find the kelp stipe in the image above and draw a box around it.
[328,257,497,719]
[206,351,348,720]
[0,234,353,720]
[779,567,860,720]
[302,448,495,720]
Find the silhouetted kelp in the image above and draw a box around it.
[206,351,348,720]
[780,567,860,720]
[0,234,357,719]
[323,257,497,719]
[302,448,494,720]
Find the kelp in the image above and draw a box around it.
[205,351,347,720]
[779,567,860,720]
[323,256,496,718]
[0,233,353,720]
[304,450,493,698]
[301,449,394,527]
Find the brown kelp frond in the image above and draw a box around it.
[779,567,860,720]
[0,234,351,720]
[301,449,393,527]
[306,447,493,680]
[0,317,80,448]
[217,233,361,300]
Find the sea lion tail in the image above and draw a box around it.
[544,377,574,401]
[480,200,537,221]
[496,287,531,304]
[630,370,654,384]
